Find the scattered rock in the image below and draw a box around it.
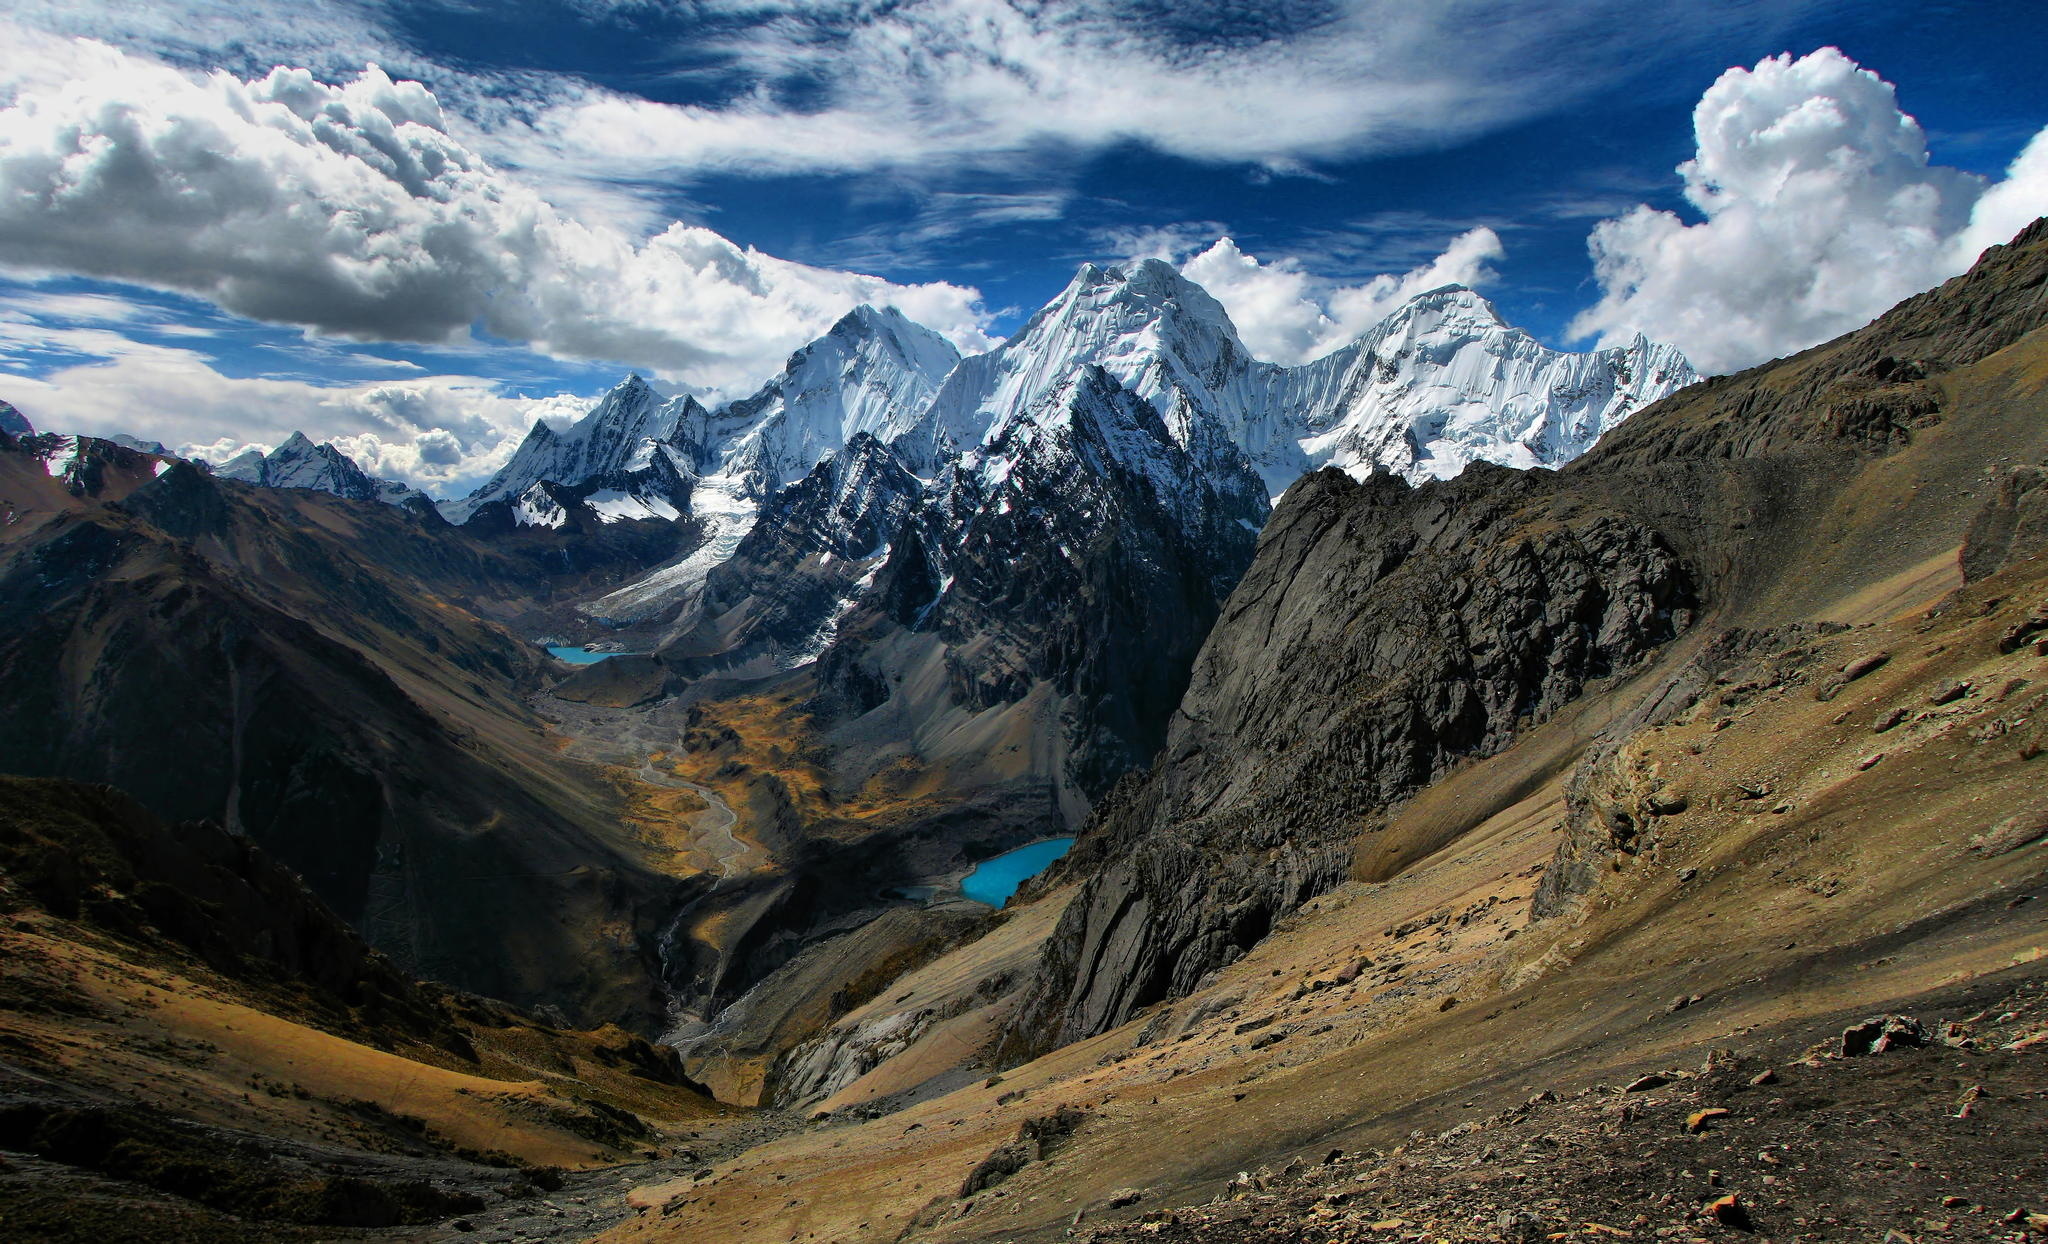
[1970,809,2048,857]
[958,1106,1089,1197]
[1625,1073,1674,1092]
[1647,790,1690,815]
[1686,1108,1732,1133]
[1842,652,1891,681]
[1928,680,1972,705]
[1748,1069,1778,1087]
[1104,1187,1145,1209]
[1705,1193,1752,1229]
[1840,1014,1929,1057]
[1857,752,1885,771]
[1873,707,1908,733]
[1676,867,1698,883]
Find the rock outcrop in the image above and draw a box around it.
[1001,462,1697,1053]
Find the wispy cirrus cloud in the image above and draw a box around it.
[506,0,1832,182]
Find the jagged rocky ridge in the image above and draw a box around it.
[999,216,2048,1060]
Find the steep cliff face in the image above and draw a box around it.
[659,433,926,678]
[1001,217,2048,1059]
[1002,463,1698,1050]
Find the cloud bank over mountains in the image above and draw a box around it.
[1572,47,2048,374]
[0,34,995,393]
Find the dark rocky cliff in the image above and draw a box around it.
[1000,217,2048,1059]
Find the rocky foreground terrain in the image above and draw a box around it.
[1077,980,2048,1243]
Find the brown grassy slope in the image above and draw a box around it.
[601,458,2048,1244]
[0,777,734,1239]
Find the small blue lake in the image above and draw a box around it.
[960,837,1075,908]
[547,645,626,664]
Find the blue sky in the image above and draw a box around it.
[1,1,2044,495]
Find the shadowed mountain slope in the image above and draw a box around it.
[0,451,699,1028]
[0,776,730,1242]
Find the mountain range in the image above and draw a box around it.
[7,221,2044,1244]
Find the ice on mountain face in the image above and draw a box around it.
[1276,286,1698,486]
[449,375,691,523]
[216,448,268,482]
[214,430,428,507]
[580,471,758,621]
[684,306,961,500]
[907,259,1256,469]
[35,434,79,479]
[457,309,953,538]
[585,489,682,524]
[781,550,886,670]
[513,483,568,529]
[889,261,1689,508]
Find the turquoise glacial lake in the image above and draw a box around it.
[547,645,624,664]
[960,837,1075,907]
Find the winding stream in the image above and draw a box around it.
[541,701,759,1043]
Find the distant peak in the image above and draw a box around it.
[0,399,33,437]
[277,430,317,452]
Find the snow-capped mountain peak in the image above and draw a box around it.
[214,429,428,507]
[1276,285,1700,486]
[447,373,693,522]
[680,303,962,500]
[904,257,1250,470]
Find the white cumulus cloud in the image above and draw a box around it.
[1168,229,1504,365]
[1571,47,2048,375]
[0,36,995,396]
